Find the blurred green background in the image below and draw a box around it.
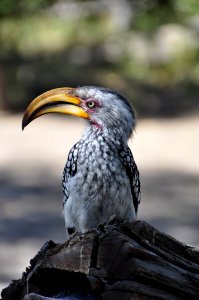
[0,0,199,115]
[0,0,199,292]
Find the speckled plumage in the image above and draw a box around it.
[62,86,141,235]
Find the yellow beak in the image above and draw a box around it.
[22,87,90,130]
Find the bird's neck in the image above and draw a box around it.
[82,124,128,147]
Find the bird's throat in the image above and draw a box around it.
[90,120,102,130]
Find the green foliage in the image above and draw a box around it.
[0,0,55,18]
[0,0,199,110]
[175,0,199,16]
[132,0,177,33]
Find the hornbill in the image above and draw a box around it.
[22,86,141,237]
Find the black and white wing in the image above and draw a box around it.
[62,141,80,205]
[119,147,141,214]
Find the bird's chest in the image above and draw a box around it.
[74,139,129,199]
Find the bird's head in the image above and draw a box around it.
[22,86,136,142]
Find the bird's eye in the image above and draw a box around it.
[86,101,96,109]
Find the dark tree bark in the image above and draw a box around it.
[1,220,199,300]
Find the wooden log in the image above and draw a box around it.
[1,220,199,300]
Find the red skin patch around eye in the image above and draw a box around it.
[83,98,102,129]
[85,98,100,108]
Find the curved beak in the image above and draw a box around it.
[22,87,90,130]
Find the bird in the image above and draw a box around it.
[22,86,141,237]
